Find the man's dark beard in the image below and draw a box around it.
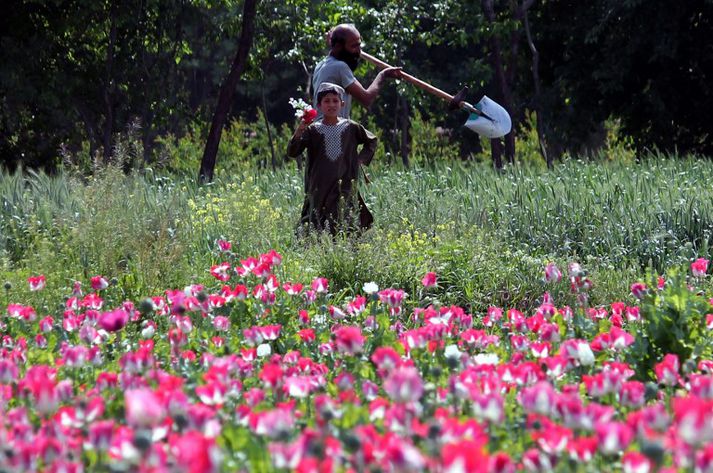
[334,49,360,71]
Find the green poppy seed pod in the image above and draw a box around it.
[307,440,324,457]
[3,282,11,291]
[644,382,659,402]
[276,428,291,442]
[640,439,665,467]
[138,298,154,315]
[446,356,460,370]
[343,432,361,452]
[683,359,697,375]
[110,277,119,286]
[173,413,188,431]
[133,429,152,452]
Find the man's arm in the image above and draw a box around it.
[346,67,401,109]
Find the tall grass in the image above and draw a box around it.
[1,155,710,311]
[356,156,713,271]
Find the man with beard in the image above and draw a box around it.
[312,23,401,119]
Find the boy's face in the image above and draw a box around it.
[318,93,344,118]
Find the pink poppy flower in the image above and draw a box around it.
[622,451,652,473]
[544,262,562,283]
[595,421,633,455]
[249,408,295,438]
[258,324,281,341]
[378,288,406,308]
[672,396,713,446]
[91,275,109,290]
[124,388,166,428]
[28,274,46,291]
[521,381,557,415]
[488,452,515,473]
[654,354,680,386]
[98,308,129,332]
[282,282,303,295]
[82,293,104,310]
[383,365,423,403]
[0,359,18,383]
[421,271,437,288]
[196,381,227,406]
[441,439,489,473]
[334,326,365,355]
[484,306,503,327]
[535,423,573,455]
[216,239,232,252]
[347,295,367,315]
[171,431,222,473]
[212,316,230,331]
[88,420,115,451]
[620,381,646,408]
[631,282,648,299]
[626,306,641,322]
[522,448,554,472]
[691,257,709,278]
[236,257,258,276]
[210,262,231,282]
[695,443,713,473]
[311,277,328,293]
[471,392,504,423]
[567,436,597,463]
[260,249,283,267]
[687,374,713,398]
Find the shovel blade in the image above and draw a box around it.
[464,96,512,138]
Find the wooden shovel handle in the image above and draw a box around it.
[360,51,481,115]
[360,51,454,103]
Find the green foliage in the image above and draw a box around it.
[3,155,713,312]
[634,268,713,380]
[408,109,461,166]
[514,110,547,168]
[155,111,294,176]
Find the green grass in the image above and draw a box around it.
[2,155,711,313]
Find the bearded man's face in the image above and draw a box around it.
[334,29,362,71]
[334,48,360,71]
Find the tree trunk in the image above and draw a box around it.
[491,138,504,170]
[524,9,550,167]
[102,3,118,164]
[482,0,515,168]
[198,0,258,183]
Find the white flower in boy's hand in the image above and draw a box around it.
[289,97,317,124]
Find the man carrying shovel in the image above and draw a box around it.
[312,23,402,119]
[313,23,511,137]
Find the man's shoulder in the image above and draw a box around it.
[318,56,352,73]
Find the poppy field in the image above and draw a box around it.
[2,159,713,472]
[2,242,713,472]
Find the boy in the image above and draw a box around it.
[287,82,377,234]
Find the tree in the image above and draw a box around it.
[198,0,258,183]
[535,0,713,157]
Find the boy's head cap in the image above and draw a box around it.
[316,82,345,101]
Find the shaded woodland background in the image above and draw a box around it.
[1,0,711,172]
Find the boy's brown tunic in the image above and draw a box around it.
[287,118,377,232]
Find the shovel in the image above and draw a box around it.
[360,51,512,138]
